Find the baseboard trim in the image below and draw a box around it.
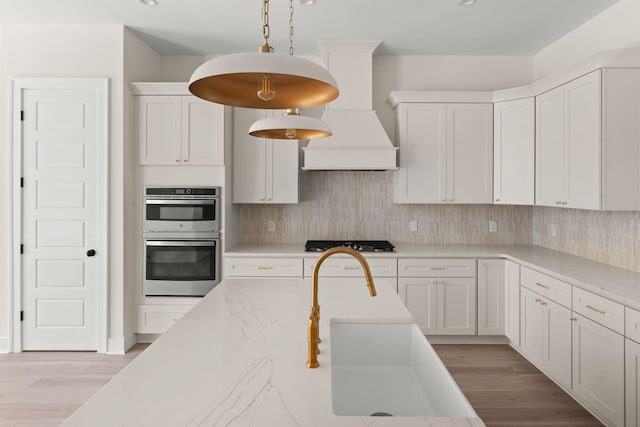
[0,337,9,353]
[427,335,510,345]
[107,333,138,354]
[136,333,161,344]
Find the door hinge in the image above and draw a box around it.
[20,110,24,121]
[20,244,24,254]
[20,311,24,322]
[20,177,24,188]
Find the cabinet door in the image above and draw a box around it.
[504,260,520,346]
[137,95,181,165]
[572,313,624,427]
[477,259,505,336]
[181,96,224,165]
[394,104,447,203]
[398,278,437,335]
[447,103,493,203]
[627,338,640,427]
[493,98,534,205]
[565,70,601,210]
[535,86,565,207]
[520,287,545,365]
[233,108,268,203]
[543,298,572,390]
[268,137,299,203]
[437,277,476,335]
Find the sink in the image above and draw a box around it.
[330,320,477,417]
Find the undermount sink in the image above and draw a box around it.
[330,320,477,418]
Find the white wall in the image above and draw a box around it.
[0,24,126,352]
[533,0,640,79]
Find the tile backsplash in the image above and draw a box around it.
[240,171,532,245]
[239,171,640,272]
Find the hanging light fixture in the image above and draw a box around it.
[189,0,338,109]
[248,0,332,140]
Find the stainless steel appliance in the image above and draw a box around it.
[143,186,221,297]
[143,186,220,235]
[304,240,395,252]
[143,237,220,297]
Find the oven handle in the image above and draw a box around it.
[145,240,217,247]
[145,199,215,205]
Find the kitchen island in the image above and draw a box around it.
[63,277,484,426]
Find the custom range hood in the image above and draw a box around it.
[302,41,398,170]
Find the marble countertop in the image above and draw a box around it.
[225,244,640,311]
[63,278,484,427]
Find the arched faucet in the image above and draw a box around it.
[306,247,377,368]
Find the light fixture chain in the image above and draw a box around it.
[262,0,270,44]
[289,0,294,56]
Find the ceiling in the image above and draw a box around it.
[0,0,620,56]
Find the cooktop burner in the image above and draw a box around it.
[304,240,395,252]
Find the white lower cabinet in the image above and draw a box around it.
[224,257,303,278]
[504,260,520,346]
[627,338,640,427]
[572,313,624,427]
[520,287,572,390]
[398,277,476,335]
[137,304,196,334]
[477,259,505,335]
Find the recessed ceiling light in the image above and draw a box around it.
[458,0,477,5]
[140,0,158,6]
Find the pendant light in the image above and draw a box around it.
[188,0,338,109]
[248,0,332,140]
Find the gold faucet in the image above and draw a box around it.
[306,247,377,368]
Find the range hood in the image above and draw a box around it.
[302,41,398,170]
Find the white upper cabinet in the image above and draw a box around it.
[132,83,225,166]
[393,101,493,204]
[493,98,534,205]
[233,108,299,204]
[536,69,640,210]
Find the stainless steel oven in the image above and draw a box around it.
[143,186,220,235]
[143,237,221,297]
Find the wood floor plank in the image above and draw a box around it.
[433,344,604,427]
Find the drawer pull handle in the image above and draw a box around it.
[535,298,541,302]
[586,304,605,315]
[343,266,360,270]
[570,316,577,321]
[430,267,446,270]
[535,282,550,290]
[257,266,274,270]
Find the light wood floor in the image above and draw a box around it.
[1,344,603,426]
[0,344,149,427]
[433,344,604,427]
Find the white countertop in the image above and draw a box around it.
[63,278,484,427]
[226,244,640,311]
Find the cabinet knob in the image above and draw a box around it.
[562,201,568,205]
[432,280,437,285]
[442,199,447,202]
[260,198,266,201]
[175,159,180,163]
[555,201,562,205]
[448,199,454,202]
[183,159,189,163]
[495,198,501,202]
[570,316,578,321]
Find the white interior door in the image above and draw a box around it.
[18,80,107,351]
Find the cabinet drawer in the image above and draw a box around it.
[138,304,194,334]
[224,257,303,277]
[573,287,624,334]
[626,307,640,344]
[398,258,476,278]
[303,257,397,278]
[520,266,572,308]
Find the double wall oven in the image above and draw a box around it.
[143,186,221,297]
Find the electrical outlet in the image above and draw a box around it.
[409,220,418,232]
[550,224,558,237]
[268,220,276,232]
[489,220,497,233]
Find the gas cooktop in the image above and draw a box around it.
[304,240,395,253]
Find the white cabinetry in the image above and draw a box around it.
[535,69,640,210]
[303,257,397,292]
[626,307,640,427]
[233,107,299,204]
[392,101,493,204]
[132,83,225,166]
[137,303,197,334]
[398,258,476,335]
[504,260,520,346]
[493,97,534,205]
[477,259,504,335]
[224,257,303,278]
[571,288,625,427]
